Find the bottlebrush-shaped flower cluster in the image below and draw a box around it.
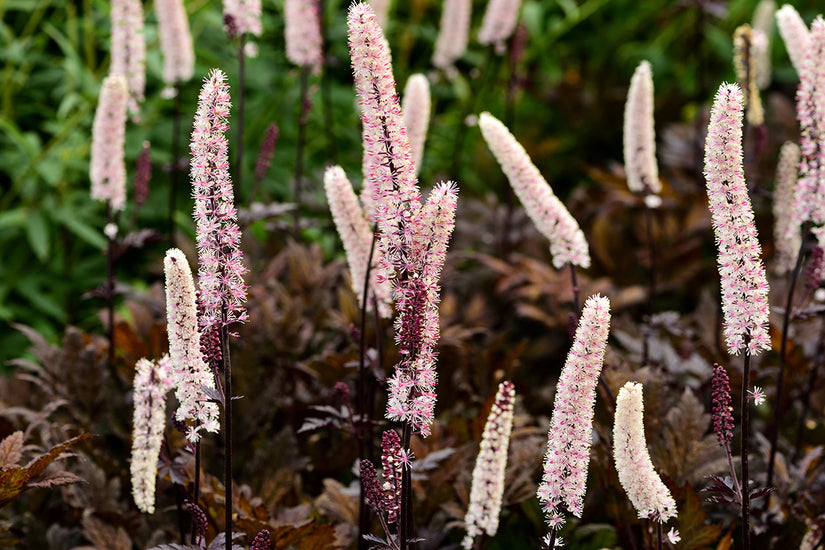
[191,69,248,330]
[130,355,174,514]
[479,111,591,270]
[537,295,610,530]
[463,381,516,549]
[348,3,458,436]
[90,75,128,212]
[360,430,404,524]
[773,142,801,274]
[478,0,522,53]
[623,60,661,205]
[613,381,678,523]
[164,248,221,441]
[432,0,471,71]
[711,364,735,446]
[703,83,770,355]
[776,4,810,76]
[223,0,262,37]
[284,0,323,73]
[110,0,145,119]
[155,0,195,90]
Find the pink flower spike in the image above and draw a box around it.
[324,165,392,318]
[110,0,145,120]
[164,249,220,441]
[90,75,128,212]
[703,83,770,355]
[191,69,248,330]
[432,0,472,71]
[130,355,174,514]
[155,0,195,92]
[613,381,677,523]
[537,295,610,529]
[478,0,522,54]
[776,4,810,76]
[463,381,516,549]
[401,74,431,177]
[223,0,262,37]
[623,60,661,203]
[479,111,590,269]
[284,0,323,73]
[773,142,801,274]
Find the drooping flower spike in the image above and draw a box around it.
[703,83,770,355]
[613,382,678,523]
[463,381,516,549]
[537,295,610,531]
[130,355,174,513]
[191,69,248,331]
[479,111,590,269]
[90,74,128,212]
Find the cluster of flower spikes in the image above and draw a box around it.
[703,82,770,355]
[793,18,825,233]
[191,69,248,335]
[711,364,735,446]
[537,295,610,531]
[613,382,677,523]
[348,2,458,437]
[463,381,516,549]
[359,430,404,523]
[130,355,174,514]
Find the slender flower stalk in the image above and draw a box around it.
[284,0,323,74]
[91,75,128,212]
[191,69,248,330]
[704,83,770,355]
[324,165,392,318]
[131,355,174,514]
[164,249,221,440]
[432,0,472,71]
[478,0,522,54]
[110,0,145,119]
[463,381,516,550]
[223,0,262,37]
[773,142,802,274]
[155,0,195,94]
[401,74,430,177]
[479,111,590,270]
[793,18,825,229]
[623,60,662,205]
[537,295,610,533]
[776,4,810,76]
[613,381,678,523]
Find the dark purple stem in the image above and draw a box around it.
[293,66,310,233]
[741,343,751,550]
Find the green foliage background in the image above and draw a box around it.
[0,0,822,366]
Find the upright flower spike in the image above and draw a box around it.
[704,83,770,355]
[773,142,802,274]
[613,381,678,522]
[223,0,262,37]
[284,0,323,73]
[381,430,404,524]
[324,165,392,318]
[155,0,195,94]
[463,381,516,550]
[623,60,661,206]
[537,295,610,530]
[793,18,825,230]
[348,1,421,284]
[733,25,766,126]
[776,4,810,76]
[478,0,522,53]
[751,0,775,90]
[432,0,472,71]
[110,0,145,119]
[401,74,431,176]
[479,111,591,269]
[90,74,128,212]
[164,249,221,441]
[191,69,248,330]
[130,355,174,514]
[711,364,735,446]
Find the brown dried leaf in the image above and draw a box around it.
[0,432,24,469]
[26,469,85,490]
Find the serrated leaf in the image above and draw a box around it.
[26,469,84,489]
[0,432,24,469]
[24,433,92,478]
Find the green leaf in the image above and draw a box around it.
[24,211,49,262]
[51,207,106,250]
